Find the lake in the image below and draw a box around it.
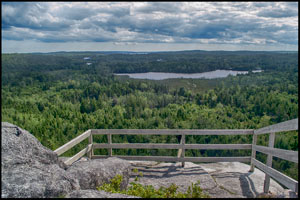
[114,70,263,80]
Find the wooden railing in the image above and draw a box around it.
[54,118,298,194]
[249,118,298,194]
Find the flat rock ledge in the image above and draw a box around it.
[65,189,140,198]
[128,161,296,198]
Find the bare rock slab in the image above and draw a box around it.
[128,161,289,198]
[66,157,131,190]
[65,189,140,198]
[199,162,287,198]
[129,161,216,197]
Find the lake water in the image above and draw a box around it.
[114,70,263,80]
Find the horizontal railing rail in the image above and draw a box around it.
[91,129,254,135]
[251,158,298,193]
[54,129,92,165]
[54,129,91,156]
[254,118,298,135]
[91,155,251,163]
[252,145,298,163]
[93,143,252,150]
[250,118,298,194]
[54,118,298,195]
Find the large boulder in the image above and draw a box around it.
[1,122,133,198]
[65,189,139,198]
[1,122,80,198]
[1,122,67,169]
[66,157,131,190]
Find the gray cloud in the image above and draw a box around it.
[2,2,73,31]
[257,7,298,18]
[56,7,97,20]
[1,2,298,47]
[133,2,182,14]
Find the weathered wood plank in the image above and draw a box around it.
[54,130,91,156]
[64,144,93,165]
[92,143,252,150]
[91,155,251,163]
[185,144,252,150]
[93,143,182,149]
[88,133,93,159]
[181,135,185,167]
[253,145,298,163]
[264,132,275,193]
[250,134,257,172]
[177,148,183,158]
[177,136,183,158]
[254,118,298,135]
[252,158,298,193]
[91,129,254,135]
[108,134,112,156]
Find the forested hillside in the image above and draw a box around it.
[1,51,298,181]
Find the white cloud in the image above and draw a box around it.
[1,2,298,52]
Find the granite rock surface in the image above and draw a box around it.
[1,122,132,198]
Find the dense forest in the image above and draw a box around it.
[1,51,298,182]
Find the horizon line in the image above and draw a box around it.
[2,49,298,54]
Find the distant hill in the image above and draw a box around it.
[4,49,298,55]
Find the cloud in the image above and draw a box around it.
[132,2,182,14]
[257,8,298,18]
[56,7,97,20]
[1,2,298,47]
[2,2,73,31]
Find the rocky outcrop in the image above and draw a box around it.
[65,189,139,198]
[129,161,291,198]
[66,157,131,190]
[1,122,80,198]
[1,122,67,169]
[1,122,132,198]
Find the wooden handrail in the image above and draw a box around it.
[252,145,298,163]
[91,129,254,135]
[92,143,252,150]
[54,129,91,156]
[54,118,298,194]
[64,144,93,165]
[252,158,298,193]
[92,155,252,163]
[254,118,298,135]
[250,118,298,194]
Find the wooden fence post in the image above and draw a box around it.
[108,133,112,157]
[263,132,275,193]
[249,133,257,172]
[88,130,93,159]
[181,134,185,167]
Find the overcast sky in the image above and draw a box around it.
[2,2,298,53]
